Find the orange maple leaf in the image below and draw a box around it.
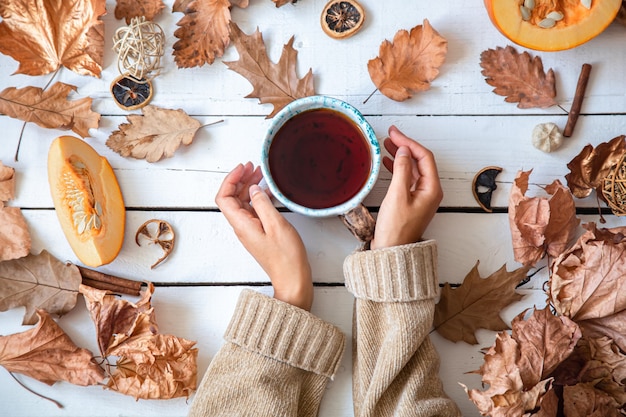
[0,0,105,77]
[367,19,447,102]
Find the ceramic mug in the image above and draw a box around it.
[260,95,381,242]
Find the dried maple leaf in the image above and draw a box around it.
[0,161,31,261]
[434,262,529,345]
[566,135,626,199]
[0,310,104,386]
[0,251,82,325]
[563,384,621,417]
[0,82,100,138]
[106,105,202,163]
[508,170,579,266]
[480,45,557,109]
[0,162,16,202]
[0,0,105,77]
[367,19,447,102]
[115,0,165,23]
[224,22,315,118]
[80,283,197,399]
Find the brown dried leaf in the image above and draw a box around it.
[508,170,579,266]
[0,310,104,386]
[563,384,621,417]
[0,82,100,138]
[434,262,528,345]
[0,0,105,77]
[566,135,626,199]
[115,0,165,23]
[272,0,295,6]
[106,105,202,163]
[0,251,81,325]
[0,206,31,262]
[224,22,315,118]
[480,45,557,109]
[172,0,232,68]
[0,161,16,201]
[367,19,447,102]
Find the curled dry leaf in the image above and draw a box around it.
[0,310,105,386]
[224,22,315,118]
[367,19,447,102]
[106,105,202,163]
[0,161,16,202]
[0,0,105,77]
[566,135,626,199]
[135,219,175,269]
[0,251,82,325]
[0,161,31,261]
[115,0,165,24]
[434,262,529,345]
[480,45,557,109]
[508,170,580,267]
[0,82,100,138]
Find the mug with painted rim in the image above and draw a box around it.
[260,95,381,242]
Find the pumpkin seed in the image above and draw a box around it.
[524,0,535,9]
[581,0,591,9]
[546,11,564,21]
[538,18,556,28]
[520,5,531,21]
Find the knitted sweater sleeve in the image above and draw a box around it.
[343,240,461,417]
[187,289,345,417]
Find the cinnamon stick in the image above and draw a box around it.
[77,266,143,296]
[564,63,592,137]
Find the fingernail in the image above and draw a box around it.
[249,184,261,197]
[396,146,410,157]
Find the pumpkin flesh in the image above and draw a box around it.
[485,0,621,51]
[48,136,125,267]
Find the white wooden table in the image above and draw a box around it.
[2,1,626,416]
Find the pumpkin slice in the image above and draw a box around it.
[48,136,125,267]
[485,0,621,51]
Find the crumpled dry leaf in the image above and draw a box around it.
[0,310,104,386]
[172,0,245,68]
[367,19,447,102]
[0,0,105,77]
[480,45,557,109]
[0,82,100,138]
[106,105,202,163]
[509,170,580,266]
[0,161,31,261]
[563,384,620,417]
[566,135,626,199]
[80,283,197,399]
[224,22,315,118]
[0,251,82,325]
[434,262,529,345]
[115,0,165,23]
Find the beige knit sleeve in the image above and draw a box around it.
[344,240,461,417]
[188,290,345,417]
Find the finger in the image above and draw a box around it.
[215,163,245,208]
[249,184,284,232]
[388,126,440,191]
[388,146,414,196]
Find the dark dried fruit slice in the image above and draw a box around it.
[321,0,365,39]
[472,166,503,213]
[111,74,153,111]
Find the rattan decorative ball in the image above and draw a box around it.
[113,16,165,81]
[602,153,626,216]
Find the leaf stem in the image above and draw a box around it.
[9,372,63,408]
[363,89,378,104]
[200,119,224,129]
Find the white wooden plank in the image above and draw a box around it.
[0,285,546,417]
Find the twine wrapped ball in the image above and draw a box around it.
[113,16,165,81]
[602,153,626,216]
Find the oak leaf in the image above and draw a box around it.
[106,105,202,163]
[0,310,104,386]
[0,0,105,77]
[0,82,100,138]
[434,262,529,345]
[224,22,315,118]
[115,0,165,23]
[0,161,31,261]
[565,135,626,199]
[367,19,447,102]
[508,170,579,266]
[0,251,82,325]
[480,45,557,109]
[80,283,198,399]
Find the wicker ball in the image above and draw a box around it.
[602,153,626,216]
[113,17,165,81]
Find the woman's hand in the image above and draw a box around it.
[215,162,313,311]
[370,126,444,250]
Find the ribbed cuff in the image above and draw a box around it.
[344,240,439,302]
[224,290,346,379]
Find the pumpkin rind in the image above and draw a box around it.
[484,0,621,51]
[48,136,125,267]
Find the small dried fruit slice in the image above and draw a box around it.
[111,74,153,111]
[321,0,365,39]
[48,136,125,267]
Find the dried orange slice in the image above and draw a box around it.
[111,74,153,111]
[321,0,365,39]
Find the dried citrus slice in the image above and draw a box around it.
[110,74,153,111]
[321,0,365,39]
